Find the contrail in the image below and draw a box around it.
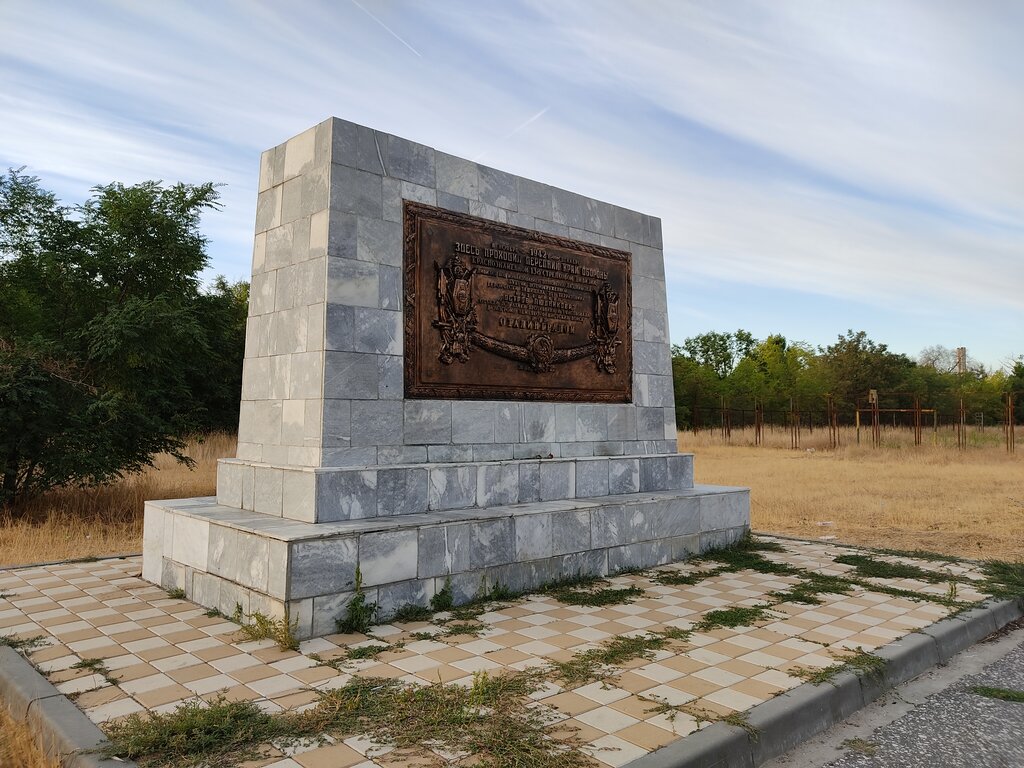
[473,106,550,161]
[504,106,549,141]
[350,0,422,58]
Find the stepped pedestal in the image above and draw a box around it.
[142,118,750,637]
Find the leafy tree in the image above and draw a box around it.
[0,169,241,505]
[679,329,756,379]
[819,330,915,415]
[671,326,1019,430]
[186,277,249,432]
[672,351,724,429]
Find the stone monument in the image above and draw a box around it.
[142,117,750,638]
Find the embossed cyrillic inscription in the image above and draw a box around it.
[403,202,632,402]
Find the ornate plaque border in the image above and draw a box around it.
[403,200,633,403]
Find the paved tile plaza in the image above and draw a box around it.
[0,537,994,767]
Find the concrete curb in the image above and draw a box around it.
[0,646,136,768]
[624,597,1024,768]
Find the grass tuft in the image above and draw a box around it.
[430,577,454,611]
[979,560,1024,599]
[694,605,773,631]
[0,633,47,653]
[165,587,186,600]
[390,603,433,623]
[104,672,591,768]
[550,631,686,685]
[834,553,948,583]
[71,657,118,686]
[549,584,645,607]
[791,649,886,685]
[841,737,879,755]
[702,543,801,576]
[336,567,376,635]
[104,695,284,766]
[443,621,487,637]
[232,608,299,652]
[969,685,1024,703]
[345,644,390,661]
[653,568,724,587]
[769,573,855,605]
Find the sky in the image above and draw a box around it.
[2,0,1022,371]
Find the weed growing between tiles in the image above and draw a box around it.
[0,632,46,653]
[104,671,595,768]
[70,657,118,686]
[405,573,644,639]
[652,567,724,587]
[692,535,974,611]
[391,603,434,622]
[642,696,760,739]
[832,554,950,583]
[309,640,401,670]
[547,584,645,607]
[165,587,186,600]
[91,536,1024,768]
[549,630,691,686]
[968,685,1024,703]
[788,648,887,685]
[768,573,854,605]
[694,605,776,631]
[104,694,296,767]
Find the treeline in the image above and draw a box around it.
[672,329,1024,430]
[0,170,246,504]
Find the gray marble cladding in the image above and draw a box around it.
[145,483,749,638]
[217,453,693,522]
[239,116,675,471]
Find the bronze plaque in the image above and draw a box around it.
[403,201,632,402]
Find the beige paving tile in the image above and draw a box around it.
[643,683,697,706]
[166,662,220,684]
[84,696,146,724]
[545,691,601,716]
[290,665,339,685]
[199,683,260,703]
[294,743,366,768]
[230,664,283,684]
[111,662,159,683]
[547,717,605,745]
[704,686,766,712]
[583,733,648,766]
[575,681,631,705]
[134,683,194,708]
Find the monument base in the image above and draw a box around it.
[143,477,750,639]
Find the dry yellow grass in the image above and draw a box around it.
[0,433,236,567]
[681,427,1024,561]
[0,704,60,768]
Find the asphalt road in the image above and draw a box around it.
[764,618,1024,768]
